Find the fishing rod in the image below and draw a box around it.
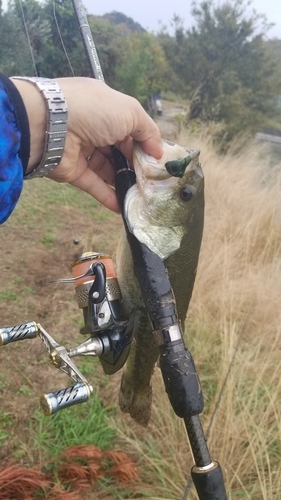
[70,1,228,499]
[0,2,228,499]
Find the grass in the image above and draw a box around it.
[102,132,281,499]
[161,91,189,108]
[0,374,7,389]
[33,394,118,462]
[0,412,14,443]
[0,291,18,301]
[27,357,118,464]
[40,234,56,246]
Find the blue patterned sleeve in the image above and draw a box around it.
[0,81,24,224]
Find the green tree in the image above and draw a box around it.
[15,0,52,74]
[88,16,126,86]
[102,11,145,33]
[115,32,170,110]
[0,0,127,81]
[39,0,90,77]
[0,1,33,75]
[159,0,280,145]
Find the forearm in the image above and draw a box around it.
[0,74,30,223]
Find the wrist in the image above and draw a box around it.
[11,78,68,178]
[11,79,46,173]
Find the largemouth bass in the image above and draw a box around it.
[117,140,204,426]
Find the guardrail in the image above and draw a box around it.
[256,133,281,144]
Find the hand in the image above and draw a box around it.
[13,77,163,213]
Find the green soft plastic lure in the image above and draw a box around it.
[165,148,200,177]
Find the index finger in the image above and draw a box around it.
[129,102,164,159]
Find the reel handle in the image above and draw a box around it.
[0,322,38,345]
[40,382,93,415]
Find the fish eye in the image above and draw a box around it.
[180,186,194,202]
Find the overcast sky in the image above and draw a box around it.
[83,0,281,39]
[1,0,280,38]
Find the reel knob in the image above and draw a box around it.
[40,382,93,415]
[0,321,38,346]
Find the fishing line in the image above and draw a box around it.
[181,311,251,500]
[18,0,38,76]
[72,203,107,251]
[21,0,107,246]
[51,0,109,249]
[19,0,76,241]
[52,0,75,77]
[60,184,77,243]
[18,0,87,245]
[52,0,78,243]
[50,0,114,251]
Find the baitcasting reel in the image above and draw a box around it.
[0,252,134,415]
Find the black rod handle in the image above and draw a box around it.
[191,462,228,500]
[160,343,204,419]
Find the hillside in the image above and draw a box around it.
[90,11,146,33]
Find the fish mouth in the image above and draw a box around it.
[134,141,200,181]
[124,140,204,260]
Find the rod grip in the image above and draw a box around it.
[40,382,92,415]
[160,342,204,418]
[191,462,228,500]
[0,322,38,346]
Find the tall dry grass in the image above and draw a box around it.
[110,135,281,499]
[2,129,280,499]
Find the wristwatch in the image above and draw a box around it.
[11,77,68,179]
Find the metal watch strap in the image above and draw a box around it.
[11,77,68,179]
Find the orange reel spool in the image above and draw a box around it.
[72,252,115,285]
[71,252,118,309]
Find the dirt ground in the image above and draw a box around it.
[155,100,187,140]
[0,181,122,465]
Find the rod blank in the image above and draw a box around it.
[72,0,104,81]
